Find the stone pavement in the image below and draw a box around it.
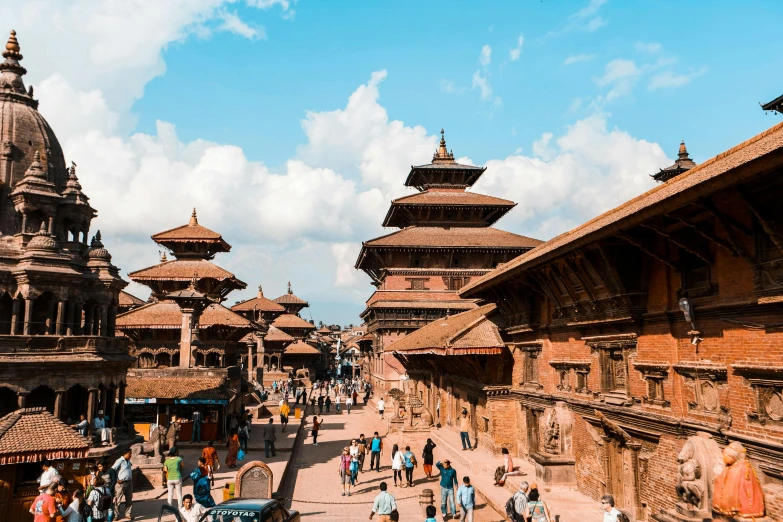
[288,391,503,521]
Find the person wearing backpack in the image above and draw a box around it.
[504,481,529,522]
[402,446,416,487]
[525,486,552,522]
[86,476,112,522]
[600,495,629,522]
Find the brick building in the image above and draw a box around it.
[356,130,541,393]
[416,123,783,520]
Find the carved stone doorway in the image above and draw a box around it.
[596,411,642,520]
[526,407,540,455]
[606,437,628,510]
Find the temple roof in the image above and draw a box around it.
[385,303,503,355]
[405,131,487,190]
[231,285,286,313]
[264,325,295,342]
[652,141,697,183]
[118,290,145,308]
[116,301,253,330]
[316,326,332,334]
[360,226,542,251]
[284,340,321,355]
[461,120,783,297]
[0,407,90,465]
[383,190,516,228]
[151,209,231,258]
[366,299,477,311]
[125,375,230,401]
[366,290,469,306]
[129,259,245,286]
[271,313,316,330]
[273,282,309,306]
[762,93,783,114]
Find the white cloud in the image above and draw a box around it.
[217,10,265,39]
[636,42,662,53]
[564,53,595,65]
[546,0,608,38]
[472,70,503,108]
[480,45,492,67]
[649,67,708,89]
[509,35,524,61]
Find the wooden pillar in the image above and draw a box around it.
[117,382,126,430]
[247,342,254,381]
[65,301,74,336]
[45,299,56,334]
[55,300,65,335]
[87,388,98,435]
[179,309,194,368]
[100,386,108,415]
[108,386,117,428]
[10,298,19,335]
[84,305,93,335]
[22,297,33,335]
[54,389,66,420]
[99,304,108,336]
[17,391,28,409]
[107,305,117,336]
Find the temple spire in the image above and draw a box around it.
[189,208,198,226]
[432,128,455,163]
[287,281,293,294]
[0,30,28,94]
[258,284,264,298]
[678,140,689,159]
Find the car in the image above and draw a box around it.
[157,498,301,522]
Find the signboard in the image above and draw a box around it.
[125,398,156,404]
[174,398,229,405]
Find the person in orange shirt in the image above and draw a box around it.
[201,441,221,485]
[53,482,71,522]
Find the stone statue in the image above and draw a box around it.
[713,441,765,519]
[131,425,165,461]
[670,433,724,519]
[543,409,561,454]
[164,421,180,450]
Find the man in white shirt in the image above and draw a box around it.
[38,460,61,491]
[179,494,207,522]
[377,398,385,420]
[93,411,110,445]
[601,495,624,522]
[71,414,89,437]
[112,449,134,520]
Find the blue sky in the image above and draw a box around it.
[6,0,783,325]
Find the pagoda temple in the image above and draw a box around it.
[116,210,254,441]
[0,30,135,519]
[355,130,542,392]
[652,141,696,183]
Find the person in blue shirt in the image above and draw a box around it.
[424,505,438,522]
[457,476,476,522]
[435,459,458,519]
[370,432,383,472]
[402,446,416,487]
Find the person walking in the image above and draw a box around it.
[346,395,353,414]
[390,444,404,487]
[457,476,475,522]
[425,505,438,522]
[179,494,207,522]
[338,447,353,496]
[422,438,437,479]
[369,432,383,472]
[318,395,325,414]
[192,458,215,508]
[86,476,111,522]
[30,483,57,522]
[112,448,133,520]
[458,409,472,450]
[600,495,624,522]
[226,431,240,468]
[402,446,416,487]
[507,481,529,522]
[435,459,458,520]
[238,421,250,453]
[369,482,397,522]
[201,441,220,486]
[357,434,368,472]
[377,398,385,420]
[525,486,552,522]
[262,418,277,458]
[335,394,342,413]
[311,416,321,445]
[56,489,83,522]
[191,409,202,443]
[163,447,184,509]
[280,401,290,432]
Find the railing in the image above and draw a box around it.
[132,340,230,352]
[0,335,128,354]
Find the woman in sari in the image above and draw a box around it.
[191,457,216,508]
[225,430,240,468]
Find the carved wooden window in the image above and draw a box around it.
[443,277,470,291]
[585,334,636,406]
[733,365,783,427]
[674,362,728,416]
[680,251,714,298]
[576,370,589,393]
[517,343,543,389]
[406,278,429,290]
[634,362,670,408]
[551,360,590,394]
[558,369,570,391]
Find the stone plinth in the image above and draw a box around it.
[134,461,165,490]
[531,452,576,486]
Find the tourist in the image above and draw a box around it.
[191,409,202,443]
[363,390,369,405]
[238,420,250,453]
[338,447,353,496]
[318,395,325,414]
[192,459,215,508]
[369,431,384,472]
[457,476,475,522]
[226,430,240,468]
[435,459,458,519]
[402,446,416,487]
[458,409,472,450]
[507,481,529,522]
[352,389,359,405]
[201,441,220,485]
[56,489,83,522]
[335,394,342,413]
[312,416,321,445]
[95,460,117,499]
[350,451,361,486]
[93,411,110,446]
[228,413,239,434]
[357,434,368,471]
[86,476,111,522]
[179,494,207,522]
[377,398,385,420]
[495,448,525,486]
[38,459,61,491]
[280,400,290,432]
[422,438,437,479]
[390,444,403,486]
[112,448,133,520]
[600,495,624,522]
[424,505,438,522]
[53,482,70,522]
[71,414,89,437]
[262,418,277,458]
[30,483,57,522]
[525,486,552,522]
[163,447,184,508]
[369,482,397,521]
[346,395,353,413]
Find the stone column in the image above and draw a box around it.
[99,304,108,336]
[45,299,56,334]
[55,300,65,335]
[179,309,194,368]
[107,305,117,336]
[10,298,19,335]
[20,213,27,234]
[87,388,98,435]
[84,305,93,335]
[100,386,108,415]
[47,216,53,235]
[65,301,74,336]
[117,382,126,430]
[17,391,28,409]
[108,386,117,428]
[247,342,254,382]
[54,389,66,420]
[22,297,33,335]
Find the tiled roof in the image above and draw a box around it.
[461,120,783,297]
[385,304,503,355]
[367,290,465,306]
[274,293,309,306]
[119,290,145,307]
[231,295,285,313]
[0,408,90,464]
[272,314,316,330]
[264,325,295,342]
[362,226,542,249]
[129,259,244,284]
[125,376,229,400]
[316,326,332,334]
[152,219,226,242]
[116,301,254,329]
[391,190,515,207]
[367,300,477,310]
[284,340,321,355]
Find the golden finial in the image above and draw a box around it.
[6,30,19,53]
[433,128,455,163]
[258,284,264,298]
[189,208,198,226]
[160,251,167,262]
[287,281,293,294]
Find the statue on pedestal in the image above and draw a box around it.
[543,409,561,454]
[712,441,765,519]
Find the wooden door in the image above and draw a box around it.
[607,440,626,510]
[526,408,539,455]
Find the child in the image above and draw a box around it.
[424,505,437,522]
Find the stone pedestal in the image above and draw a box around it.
[133,461,165,490]
[531,452,576,486]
